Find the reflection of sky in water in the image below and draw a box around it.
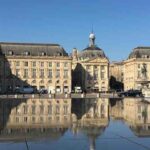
[0,98,150,149]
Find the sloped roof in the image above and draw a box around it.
[128,47,150,59]
[0,42,68,56]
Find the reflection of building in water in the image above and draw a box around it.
[0,98,72,141]
[109,99,124,119]
[72,98,109,150]
[0,42,72,94]
[72,98,109,122]
[0,98,71,127]
[124,98,150,137]
[72,33,109,92]
[81,98,109,123]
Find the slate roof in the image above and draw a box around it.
[79,45,106,59]
[128,47,150,59]
[0,42,68,56]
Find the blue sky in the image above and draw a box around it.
[0,0,150,61]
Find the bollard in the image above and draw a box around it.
[32,94,34,98]
[81,93,84,98]
[15,94,17,98]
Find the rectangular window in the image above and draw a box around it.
[32,117,35,123]
[56,62,60,67]
[48,105,52,115]
[40,105,44,114]
[24,117,28,123]
[64,70,68,78]
[32,105,36,115]
[56,105,60,114]
[16,69,20,77]
[101,72,105,79]
[32,62,36,67]
[48,69,52,78]
[16,61,20,67]
[24,62,28,67]
[56,69,60,78]
[49,62,52,67]
[24,69,28,78]
[32,69,36,78]
[64,62,68,67]
[94,70,98,80]
[101,65,105,70]
[40,69,44,78]
[23,105,28,114]
[63,105,68,115]
[40,62,44,67]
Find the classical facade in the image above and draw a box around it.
[72,33,109,92]
[124,47,150,90]
[0,42,72,94]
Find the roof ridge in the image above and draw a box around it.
[0,42,60,46]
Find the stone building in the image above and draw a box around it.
[124,47,150,90]
[109,61,124,90]
[72,33,109,92]
[0,42,72,94]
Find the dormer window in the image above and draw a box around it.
[8,51,13,55]
[24,51,30,56]
[57,52,62,56]
[41,52,46,56]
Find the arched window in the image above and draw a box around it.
[57,52,62,56]
[48,80,52,84]
[64,80,67,84]
[40,80,44,84]
[32,80,36,84]
[56,80,60,84]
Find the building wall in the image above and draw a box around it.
[0,56,72,94]
[123,58,150,90]
[109,62,124,82]
[72,57,109,92]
